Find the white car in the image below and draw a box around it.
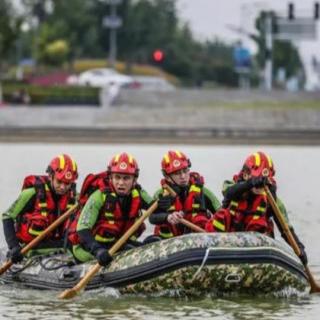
[70,68,134,88]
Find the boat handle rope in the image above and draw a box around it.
[191,247,214,281]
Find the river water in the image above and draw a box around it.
[0,143,319,320]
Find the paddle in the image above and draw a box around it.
[163,183,206,233]
[0,204,78,276]
[264,185,320,293]
[58,197,162,300]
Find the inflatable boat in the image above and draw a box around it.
[0,232,309,296]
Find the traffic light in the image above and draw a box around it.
[152,49,164,63]
[315,2,319,20]
[288,2,294,20]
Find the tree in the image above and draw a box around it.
[0,0,21,68]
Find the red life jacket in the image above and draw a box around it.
[16,175,76,244]
[206,192,271,234]
[92,186,143,244]
[67,171,144,245]
[66,171,109,245]
[154,172,209,238]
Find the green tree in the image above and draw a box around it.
[0,0,21,68]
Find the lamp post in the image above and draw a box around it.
[102,0,123,69]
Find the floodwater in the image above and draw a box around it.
[0,143,319,320]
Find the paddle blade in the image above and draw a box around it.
[58,288,80,300]
[305,266,320,293]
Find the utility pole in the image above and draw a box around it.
[103,0,123,69]
[264,13,273,91]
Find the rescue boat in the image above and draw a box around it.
[0,232,309,296]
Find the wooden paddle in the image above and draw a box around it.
[163,183,206,233]
[264,185,320,293]
[58,197,162,300]
[0,204,78,276]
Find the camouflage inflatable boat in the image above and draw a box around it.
[0,232,309,295]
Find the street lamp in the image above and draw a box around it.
[102,0,123,69]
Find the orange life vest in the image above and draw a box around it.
[16,175,76,243]
[154,172,209,238]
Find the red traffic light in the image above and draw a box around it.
[152,49,164,62]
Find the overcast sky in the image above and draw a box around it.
[177,0,320,48]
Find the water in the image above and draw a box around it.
[0,143,319,320]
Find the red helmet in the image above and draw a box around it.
[108,153,139,177]
[243,151,275,177]
[47,154,78,183]
[161,150,191,175]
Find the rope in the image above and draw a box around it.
[191,247,214,281]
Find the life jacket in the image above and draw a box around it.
[92,186,143,244]
[66,171,109,245]
[67,171,144,245]
[16,175,76,244]
[154,172,208,239]
[207,191,270,234]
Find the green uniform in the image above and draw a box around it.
[73,188,152,262]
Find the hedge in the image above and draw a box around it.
[2,82,100,106]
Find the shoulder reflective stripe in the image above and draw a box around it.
[111,192,116,197]
[132,189,139,198]
[28,228,42,236]
[59,155,65,169]
[39,203,47,207]
[254,152,261,166]
[41,211,48,216]
[257,206,266,212]
[102,193,106,202]
[230,201,238,206]
[253,215,260,220]
[230,210,236,215]
[160,231,174,238]
[189,185,201,193]
[213,219,225,231]
[45,184,50,191]
[105,212,114,218]
[192,204,200,208]
[95,234,115,243]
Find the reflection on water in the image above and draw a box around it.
[0,143,320,319]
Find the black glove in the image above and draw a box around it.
[249,176,269,188]
[94,248,113,267]
[297,242,308,265]
[7,245,24,264]
[290,227,308,265]
[157,194,175,211]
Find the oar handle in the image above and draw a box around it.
[163,184,206,233]
[264,187,301,255]
[59,198,161,299]
[0,204,78,276]
[180,218,205,233]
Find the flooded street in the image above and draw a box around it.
[0,142,319,320]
